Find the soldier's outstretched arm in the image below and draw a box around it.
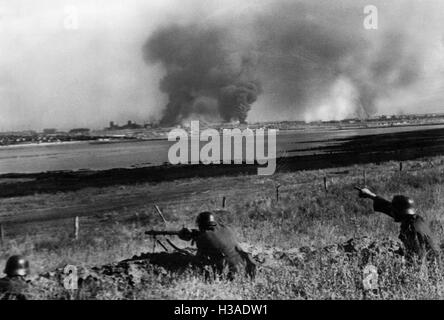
[355,187,377,200]
[355,187,394,218]
[372,196,395,218]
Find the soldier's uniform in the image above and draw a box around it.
[0,255,30,300]
[0,276,28,300]
[179,212,256,280]
[373,196,440,261]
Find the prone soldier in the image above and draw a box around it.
[355,187,440,262]
[147,211,256,280]
[0,255,30,300]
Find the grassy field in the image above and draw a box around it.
[1,156,444,299]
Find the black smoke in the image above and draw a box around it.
[143,25,261,125]
[144,0,435,124]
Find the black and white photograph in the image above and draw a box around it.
[1,0,444,304]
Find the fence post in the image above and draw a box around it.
[222,196,226,208]
[0,224,4,245]
[135,212,140,228]
[363,169,367,186]
[74,216,79,240]
[399,162,403,171]
[276,185,281,202]
[323,177,328,192]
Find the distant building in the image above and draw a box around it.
[108,121,117,129]
[122,120,142,129]
[143,122,155,129]
[0,130,37,136]
[105,120,142,130]
[69,128,90,135]
[43,128,57,134]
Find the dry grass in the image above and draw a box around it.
[1,157,444,299]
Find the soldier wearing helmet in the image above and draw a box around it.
[0,255,30,300]
[356,187,440,260]
[178,211,256,280]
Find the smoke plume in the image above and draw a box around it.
[144,0,443,124]
[144,25,261,124]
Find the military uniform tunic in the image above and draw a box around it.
[180,224,256,278]
[0,276,28,300]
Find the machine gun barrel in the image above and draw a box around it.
[145,230,180,236]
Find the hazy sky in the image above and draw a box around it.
[0,0,443,131]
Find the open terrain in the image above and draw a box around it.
[2,126,444,199]
[1,153,444,299]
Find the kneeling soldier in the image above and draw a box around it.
[178,211,256,280]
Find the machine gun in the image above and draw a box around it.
[145,229,196,255]
[145,230,181,237]
[145,228,199,240]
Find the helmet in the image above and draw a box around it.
[3,255,30,277]
[196,211,217,230]
[392,195,416,218]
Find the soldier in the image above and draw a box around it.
[0,255,30,300]
[356,187,440,261]
[178,211,256,280]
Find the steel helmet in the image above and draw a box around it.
[4,255,30,277]
[196,211,217,230]
[392,195,416,218]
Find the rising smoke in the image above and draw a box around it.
[144,0,442,125]
[144,24,261,125]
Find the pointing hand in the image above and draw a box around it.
[355,186,376,199]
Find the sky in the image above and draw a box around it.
[0,0,443,131]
